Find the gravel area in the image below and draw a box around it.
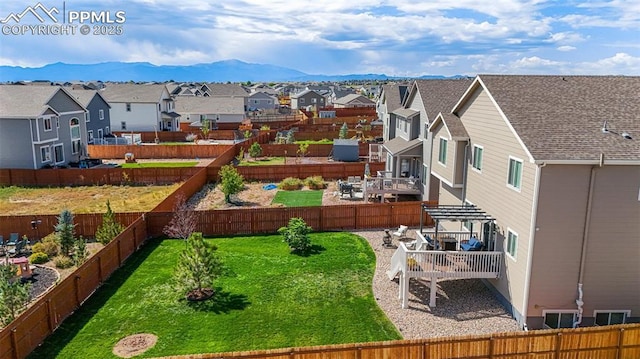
[352,229,521,339]
[26,265,59,300]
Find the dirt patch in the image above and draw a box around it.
[113,333,158,358]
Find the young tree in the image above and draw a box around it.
[174,232,222,301]
[55,209,76,257]
[219,164,244,204]
[0,265,31,326]
[248,142,262,160]
[201,119,211,140]
[95,201,124,245]
[339,123,348,139]
[73,236,88,266]
[297,143,309,160]
[278,217,313,255]
[163,194,197,241]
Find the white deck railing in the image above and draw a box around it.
[418,230,479,251]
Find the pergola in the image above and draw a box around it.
[420,204,496,250]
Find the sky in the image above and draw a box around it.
[0,0,639,77]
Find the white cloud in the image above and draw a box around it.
[557,45,577,51]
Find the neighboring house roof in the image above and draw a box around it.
[67,89,111,108]
[291,89,322,98]
[412,78,474,120]
[100,83,169,103]
[248,92,277,99]
[383,137,422,155]
[393,108,419,119]
[0,85,79,118]
[334,94,375,106]
[429,113,469,140]
[381,83,409,109]
[174,96,245,115]
[458,75,640,162]
[204,83,249,97]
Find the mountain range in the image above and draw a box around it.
[0,59,448,82]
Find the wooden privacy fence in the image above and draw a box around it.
[0,167,199,187]
[259,143,371,157]
[157,323,640,359]
[145,201,435,238]
[87,144,233,159]
[228,162,386,181]
[112,130,239,142]
[0,212,144,241]
[0,216,148,359]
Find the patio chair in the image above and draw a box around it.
[7,233,19,246]
[8,239,25,257]
[461,236,483,251]
[392,225,408,240]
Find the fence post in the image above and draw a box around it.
[98,256,103,282]
[617,328,625,359]
[46,299,54,332]
[75,275,81,307]
[117,240,122,266]
[11,328,19,359]
[489,337,494,359]
[555,332,562,359]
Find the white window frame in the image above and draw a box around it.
[438,137,448,166]
[55,116,59,128]
[507,156,523,191]
[99,109,104,120]
[53,144,64,164]
[126,103,131,112]
[97,128,103,139]
[105,126,110,134]
[85,112,90,122]
[43,117,52,132]
[543,310,578,329]
[40,146,51,163]
[506,228,518,260]
[87,130,94,144]
[594,310,630,326]
[121,121,127,130]
[300,98,305,104]
[472,145,483,172]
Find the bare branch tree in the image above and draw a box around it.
[163,194,198,241]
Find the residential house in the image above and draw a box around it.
[378,79,473,200]
[100,83,180,132]
[246,92,279,111]
[377,83,409,142]
[333,94,376,108]
[68,89,112,144]
[290,89,326,110]
[174,96,246,130]
[0,85,88,169]
[429,75,640,329]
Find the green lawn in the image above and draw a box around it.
[272,190,323,207]
[295,139,333,145]
[238,157,285,166]
[120,161,198,168]
[29,234,400,358]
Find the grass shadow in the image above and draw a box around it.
[184,287,251,314]
[294,244,326,257]
[27,238,164,359]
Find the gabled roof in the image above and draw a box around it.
[411,78,474,120]
[0,85,80,118]
[67,89,111,108]
[174,96,245,115]
[392,108,419,119]
[334,93,375,106]
[429,112,469,140]
[381,83,409,109]
[100,83,169,103]
[291,89,323,98]
[456,75,640,162]
[383,137,422,155]
[204,83,248,97]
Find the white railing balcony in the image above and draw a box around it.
[417,230,480,251]
[405,250,502,279]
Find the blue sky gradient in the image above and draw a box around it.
[0,0,638,76]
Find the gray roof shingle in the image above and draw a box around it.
[474,75,640,161]
[174,96,245,115]
[381,83,409,110]
[440,113,469,139]
[0,85,60,118]
[413,78,474,120]
[100,83,168,103]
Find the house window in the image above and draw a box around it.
[53,144,64,163]
[126,103,131,112]
[55,116,59,128]
[544,311,577,329]
[438,138,448,165]
[121,121,127,130]
[87,130,94,144]
[158,104,161,111]
[508,157,523,190]
[99,109,104,120]
[105,126,110,134]
[97,129,103,139]
[404,119,407,132]
[506,229,518,259]
[43,117,52,131]
[86,112,90,122]
[472,145,483,171]
[312,98,317,103]
[41,146,51,163]
[594,311,629,326]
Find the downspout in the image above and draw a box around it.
[573,154,601,328]
[522,162,544,331]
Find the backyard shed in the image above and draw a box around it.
[332,139,359,162]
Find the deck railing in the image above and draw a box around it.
[418,230,480,251]
[363,176,421,196]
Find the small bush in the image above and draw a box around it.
[185,133,197,142]
[278,218,313,254]
[29,252,49,264]
[33,234,59,257]
[304,176,326,189]
[278,177,304,190]
[53,255,74,269]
